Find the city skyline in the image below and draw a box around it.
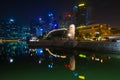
[0,0,120,28]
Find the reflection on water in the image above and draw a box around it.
[0,42,27,56]
[0,42,120,80]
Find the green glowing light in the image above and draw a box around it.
[78,75,85,79]
[79,54,87,58]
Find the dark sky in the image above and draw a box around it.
[90,0,120,28]
[0,0,74,25]
[0,0,120,27]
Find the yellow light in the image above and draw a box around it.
[46,48,66,59]
[108,27,111,30]
[4,40,19,42]
[78,75,85,80]
[100,59,103,63]
[79,54,87,58]
[78,3,85,7]
[92,56,94,60]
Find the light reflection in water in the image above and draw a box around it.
[0,42,120,80]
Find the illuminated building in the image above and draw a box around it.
[4,19,22,39]
[63,13,73,28]
[59,12,73,28]
[73,0,89,27]
[0,19,6,38]
[48,12,58,30]
[76,24,111,40]
[30,18,47,38]
[0,19,30,56]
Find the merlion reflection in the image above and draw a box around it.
[69,55,76,71]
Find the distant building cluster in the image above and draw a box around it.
[0,0,91,40]
[0,19,30,39]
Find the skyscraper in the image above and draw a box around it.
[73,0,89,27]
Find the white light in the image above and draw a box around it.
[10,58,14,63]
[10,19,14,22]
[68,24,75,40]
[29,39,36,42]
[95,58,100,61]
[68,33,71,37]
[39,17,42,21]
[38,60,42,64]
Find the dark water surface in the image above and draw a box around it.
[0,42,120,80]
[1,53,120,80]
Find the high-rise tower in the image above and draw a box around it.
[73,0,89,27]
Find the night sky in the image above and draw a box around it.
[0,0,120,27]
[90,0,120,28]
